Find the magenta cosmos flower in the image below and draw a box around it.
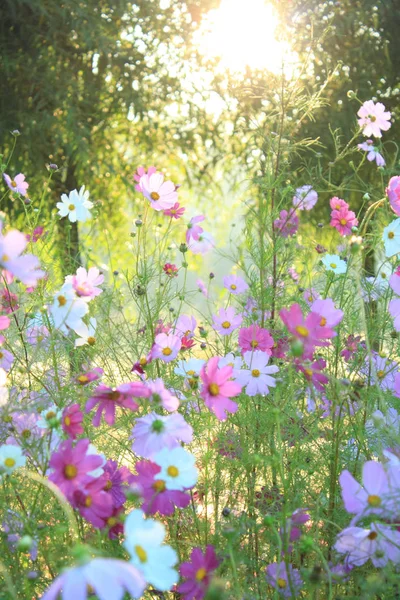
[152,332,182,362]
[131,459,190,516]
[200,356,242,420]
[48,438,104,500]
[265,561,302,597]
[0,227,44,286]
[357,100,391,138]
[295,358,328,391]
[73,475,113,528]
[140,171,178,211]
[223,274,249,295]
[330,206,358,236]
[212,306,243,336]
[3,173,29,196]
[292,185,318,211]
[177,545,220,600]
[273,209,299,238]
[131,412,193,458]
[280,303,335,356]
[238,324,274,354]
[85,382,150,426]
[40,558,146,600]
[65,266,104,299]
[335,523,400,567]
[76,367,103,386]
[387,176,400,216]
[164,202,185,219]
[61,404,84,439]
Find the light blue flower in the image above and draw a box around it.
[383,219,400,257]
[321,254,347,275]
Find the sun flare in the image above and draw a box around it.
[197,0,294,74]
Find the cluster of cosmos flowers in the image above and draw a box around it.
[0,98,400,599]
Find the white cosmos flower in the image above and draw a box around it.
[124,509,178,591]
[153,447,198,491]
[0,444,26,476]
[74,317,97,347]
[37,404,62,429]
[383,219,400,258]
[56,185,93,223]
[50,284,88,333]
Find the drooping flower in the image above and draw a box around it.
[177,546,220,600]
[124,509,178,591]
[0,444,26,476]
[0,227,45,286]
[358,139,385,166]
[236,350,279,396]
[86,382,150,427]
[40,558,146,600]
[65,266,104,299]
[292,185,318,211]
[199,356,242,420]
[188,231,214,255]
[61,404,84,439]
[196,279,208,297]
[296,358,328,391]
[4,173,29,196]
[140,171,178,211]
[357,100,391,138]
[321,254,347,275]
[186,215,205,244]
[153,447,197,491]
[238,324,274,354]
[164,202,185,219]
[265,561,303,597]
[387,176,400,216]
[212,306,243,336]
[75,367,103,386]
[335,523,400,567]
[303,288,320,306]
[341,334,363,362]
[146,378,179,412]
[152,333,182,362]
[223,274,249,295]
[130,412,193,459]
[74,317,97,348]
[273,208,299,238]
[330,207,358,236]
[56,186,93,222]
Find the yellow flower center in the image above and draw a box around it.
[369,115,377,122]
[153,479,166,492]
[377,370,385,379]
[208,383,220,396]
[304,368,313,378]
[87,336,96,346]
[46,411,56,420]
[107,516,118,526]
[109,390,120,401]
[85,495,92,507]
[4,457,15,468]
[64,416,71,427]
[162,347,172,356]
[195,567,207,581]
[251,369,260,377]
[135,545,148,563]
[1,254,9,263]
[167,465,179,477]
[221,321,231,329]
[330,263,337,269]
[320,317,327,326]
[150,192,160,201]
[68,204,75,211]
[0,352,3,359]
[77,375,89,384]
[295,325,309,338]
[230,284,237,290]
[139,357,147,366]
[388,231,395,239]
[57,295,67,307]
[368,494,381,507]
[64,464,78,479]
[277,578,287,589]
[11,180,17,188]
[368,531,378,540]
[250,340,259,348]
[105,479,113,491]
[340,218,347,226]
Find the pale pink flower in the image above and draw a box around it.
[3,173,29,196]
[188,231,214,255]
[292,185,318,210]
[212,307,243,336]
[174,314,197,338]
[0,227,44,286]
[186,215,205,243]
[140,171,177,211]
[131,412,193,458]
[358,140,385,166]
[65,266,104,299]
[152,333,182,362]
[223,274,249,295]
[387,176,400,216]
[357,100,391,138]
[330,197,349,211]
[133,165,157,192]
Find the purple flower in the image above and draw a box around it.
[103,459,133,508]
[292,185,318,211]
[358,140,385,166]
[212,306,243,336]
[147,378,179,411]
[265,561,302,597]
[223,274,249,295]
[40,558,145,600]
[361,353,398,391]
[151,333,182,362]
[130,412,193,459]
[131,459,190,515]
[274,209,299,237]
[335,523,400,567]
[177,545,220,600]
[339,461,392,518]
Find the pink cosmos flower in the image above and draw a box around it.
[3,173,29,196]
[387,176,400,216]
[147,378,179,411]
[287,267,299,282]
[61,404,84,439]
[341,334,363,362]
[188,231,214,255]
[186,215,205,243]
[197,279,208,297]
[76,367,103,386]
[0,315,10,331]
[223,274,249,295]
[358,139,385,166]
[0,227,44,286]
[357,100,391,138]
[140,171,178,211]
[238,324,274,354]
[177,546,220,600]
[335,523,400,567]
[73,475,113,528]
[236,350,279,396]
[292,185,318,210]
[330,197,349,211]
[103,459,133,508]
[175,314,197,338]
[295,358,328,391]
[0,288,18,314]
[131,460,190,516]
[40,558,145,600]
[339,461,393,519]
[164,202,185,219]
[133,165,157,192]
[279,303,335,356]
[163,263,178,277]
[152,332,182,362]
[130,412,193,458]
[310,298,344,328]
[65,266,104,299]
[265,562,303,597]
[48,438,104,500]
[330,207,358,236]
[85,382,150,426]
[303,288,320,306]
[200,356,242,420]
[212,306,243,336]
[273,209,299,237]
[25,226,46,243]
